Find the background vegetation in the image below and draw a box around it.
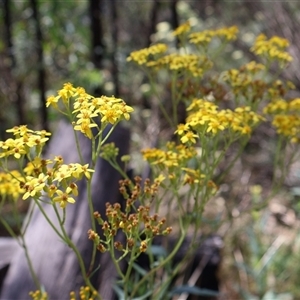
[1,1,300,299]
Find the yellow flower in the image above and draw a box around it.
[46,95,59,108]
[251,34,292,66]
[73,119,98,139]
[182,168,205,185]
[207,119,225,134]
[0,128,51,159]
[71,163,94,180]
[66,182,78,197]
[189,30,213,45]
[173,21,191,37]
[23,157,52,176]
[154,174,166,184]
[127,43,168,65]
[215,26,239,41]
[0,171,24,201]
[180,131,198,144]
[53,164,73,182]
[175,123,189,135]
[6,125,34,137]
[53,189,75,209]
[100,108,120,124]
[22,173,49,200]
[147,53,212,77]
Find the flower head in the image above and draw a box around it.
[53,189,76,208]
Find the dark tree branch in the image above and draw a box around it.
[147,0,161,47]
[110,0,119,96]
[170,0,179,47]
[30,0,48,131]
[3,0,15,68]
[89,0,105,69]
[170,0,179,29]
[2,0,26,126]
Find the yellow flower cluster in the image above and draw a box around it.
[29,159,93,207]
[181,167,205,186]
[141,142,197,170]
[267,80,295,99]
[29,290,48,300]
[47,83,134,139]
[0,126,51,159]
[222,61,267,100]
[251,34,292,66]
[264,98,300,143]
[189,26,238,45]
[0,154,94,207]
[126,43,168,65]
[70,286,98,300]
[177,99,263,138]
[146,53,213,77]
[173,21,191,37]
[0,171,24,201]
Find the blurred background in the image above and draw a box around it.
[2,0,300,133]
[1,1,300,299]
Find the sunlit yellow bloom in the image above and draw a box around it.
[23,157,52,176]
[53,189,75,208]
[73,119,98,139]
[175,123,189,135]
[0,171,24,201]
[6,125,34,136]
[46,95,59,108]
[182,168,205,185]
[127,43,168,65]
[22,173,49,200]
[215,26,239,41]
[47,84,133,136]
[189,30,213,45]
[264,98,300,142]
[251,34,292,66]
[142,142,197,171]
[180,131,198,144]
[207,119,225,134]
[53,164,73,182]
[189,26,238,46]
[66,182,78,196]
[53,163,93,182]
[71,163,94,180]
[0,127,51,159]
[154,174,166,184]
[184,99,263,136]
[263,99,288,114]
[147,53,212,77]
[173,21,191,37]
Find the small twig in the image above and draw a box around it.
[176,254,210,300]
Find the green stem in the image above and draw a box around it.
[146,69,174,129]
[52,203,102,299]
[86,176,98,276]
[73,130,85,165]
[34,199,64,240]
[0,213,41,290]
[130,213,187,299]
[22,201,36,234]
[99,124,117,149]
[20,234,41,289]
[271,134,283,191]
[171,73,178,126]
